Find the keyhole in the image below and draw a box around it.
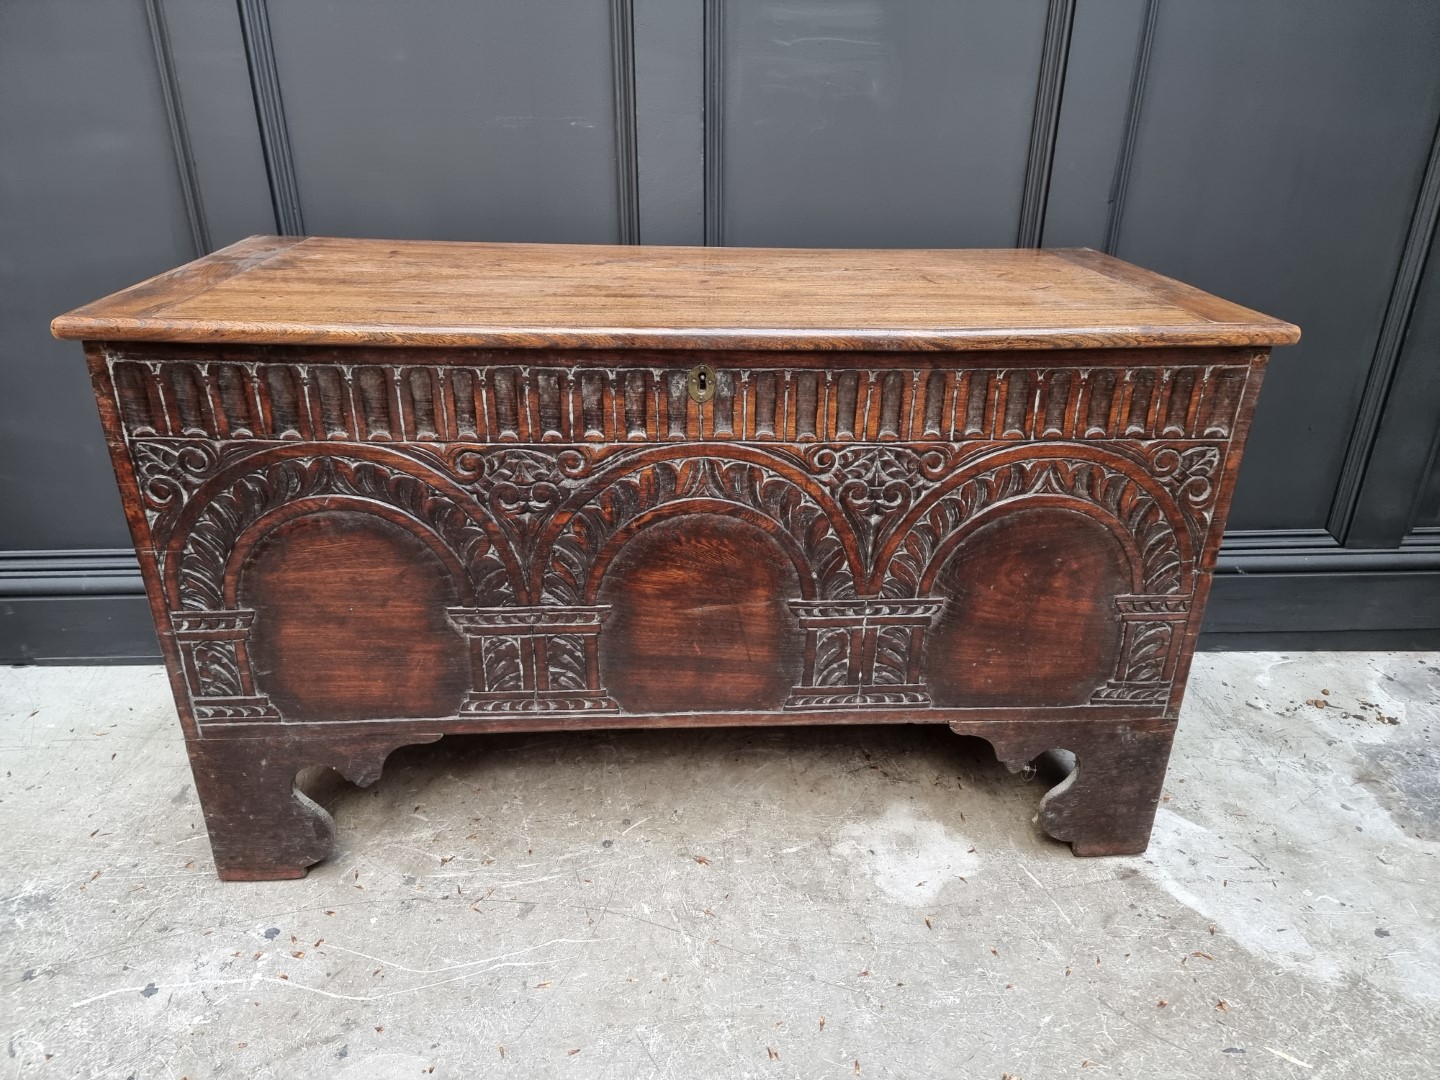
[687,364,717,403]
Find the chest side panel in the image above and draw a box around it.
[94,346,1262,732]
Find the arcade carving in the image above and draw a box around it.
[113,356,1233,727]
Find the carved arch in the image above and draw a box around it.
[223,496,477,608]
[164,445,519,610]
[914,494,1146,597]
[881,444,1195,598]
[580,498,821,604]
[538,451,856,605]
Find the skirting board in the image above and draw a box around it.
[3,543,1439,664]
[1,596,161,664]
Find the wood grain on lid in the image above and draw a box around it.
[53,235,1300,351]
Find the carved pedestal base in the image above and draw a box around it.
[785,598,945,709]
[954,718,1177,856]
[447,606,617,714]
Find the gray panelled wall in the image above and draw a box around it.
[2,0,1438,661]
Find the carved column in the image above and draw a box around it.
[447,605,619,714]
[171,610,280,724]
[784,598,946,710]
[1089,595,1191,706]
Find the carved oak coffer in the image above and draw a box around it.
[53,237,1299,879]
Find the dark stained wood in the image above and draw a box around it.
[53,236,1301,351]
[598,517,803,713]
[957,717,1177,856]
[240,512,469,722]
[186,731,442,880]
[927,508,1128,707]
[64,241,1297,878]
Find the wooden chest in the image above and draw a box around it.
[54,237,1299,880]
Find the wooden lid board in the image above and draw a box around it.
[53,235,1300,352]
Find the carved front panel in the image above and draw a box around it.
[107,349,1252,729]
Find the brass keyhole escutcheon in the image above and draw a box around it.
[687,364,717,403]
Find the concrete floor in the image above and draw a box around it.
[0,655,1436,1079]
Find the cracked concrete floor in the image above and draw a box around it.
[0,653,1437,1079]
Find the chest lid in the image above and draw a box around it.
[53,235,1299,353]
